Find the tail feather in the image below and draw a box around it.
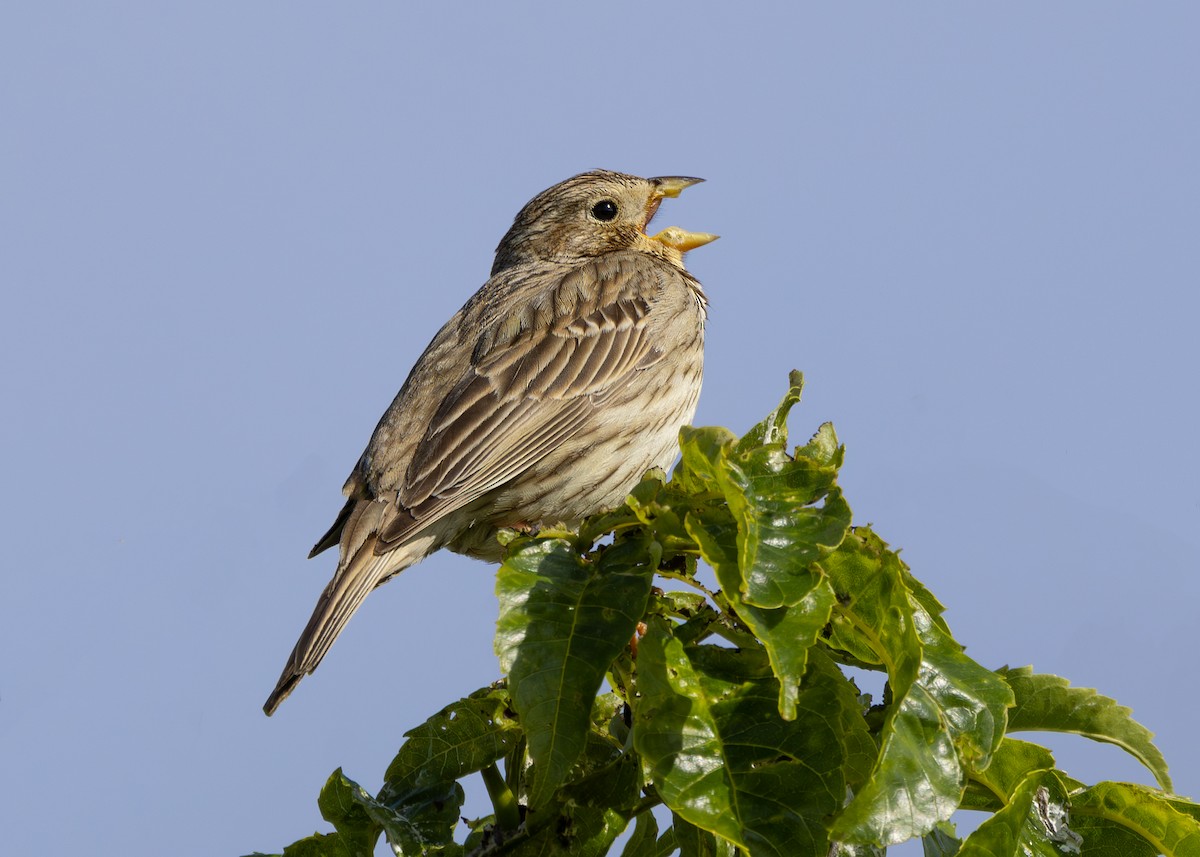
[308,496,355,559]
[264,502,437,715]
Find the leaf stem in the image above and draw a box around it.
[618,793,664,821]
[481,762,521,832]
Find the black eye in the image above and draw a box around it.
[591,199,619,221]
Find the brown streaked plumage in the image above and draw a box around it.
[264,169,716,715]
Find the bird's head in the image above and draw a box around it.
[492,169,717,274]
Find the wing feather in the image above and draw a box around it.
[374,253,672,551]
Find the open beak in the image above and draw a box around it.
[643,176,716,252]
[649,226,719,252]
[643,176,703,224]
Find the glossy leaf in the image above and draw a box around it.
[916,609,1012,771]
[677,426,850,611]
[827,529,1013,845]
[375,687,516,854]
[635,619,862,856]
[677,374,849,610]
[825,532,947,845]
[969,738,1058,804]
[674,425,740,495]
[1071,782,1200,857]
[624,471,713,557]
[378,779,465,856]
[325,767,464,857]
[496,533,655,807]
[832,844,888,857]
[735,369,805,452]
[687,506,835,720]
[834,681,962,846]
[921,822,963,857]
[958,769,1082,857]
[383,686,522,787]
[999,667,1172,792]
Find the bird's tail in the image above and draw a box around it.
[264,503,437,715]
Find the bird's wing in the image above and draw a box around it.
[268,253,684,713]
[373,252,675,551]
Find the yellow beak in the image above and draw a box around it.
[643,176,714,252]
[649,226,719,252]
[648,176,705,199]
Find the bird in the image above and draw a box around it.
[264,169,716,715]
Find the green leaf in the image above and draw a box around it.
[816,652,879,794]
[1071,817,1159,857]
[676,372,848,612]
[634,619,859,856]
[921,822,963,857]
[679,425,851,611]
[794,420,842,468]
[669,812,743,857]
[899,566,952,638]
[460,814,496,854]
[958,769,1082,857]
[671,813,720,857]
[821,529,909,669]
[624,471,711,557]
[960,781,1005,814]
[488,804,627,857]
[674,425,740,495]
[278,833,354,857]
[969,738,1058,805]
[652,824,679,857]
[1071,782,1200,857]
[834,681,962,846]
[619,811,660,857]
[496,532,655,807]
[999,667,1172,792]
[376,687,517,854]
[383,686,522,786]
[734,369,805,452]
[381,780,465,856]
[826,529,1014,846]
[560,733,641,812]
[825,533,952,845]
[832,843,888,857]
[687,506,836,720]
[1168,797,1200,824]
[655,589,712,622]
[668,375,850,717]
[726,450,849,610]
[916,611,1012,771]
[317,770,380,854]
[321,768,463,857]
[522,807,629,857]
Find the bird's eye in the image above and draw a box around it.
[591,199,619,222]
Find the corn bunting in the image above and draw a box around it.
[265,169,715,714]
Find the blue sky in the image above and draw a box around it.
[2,4,1197,855]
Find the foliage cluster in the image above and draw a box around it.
[253,373,1199,857]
